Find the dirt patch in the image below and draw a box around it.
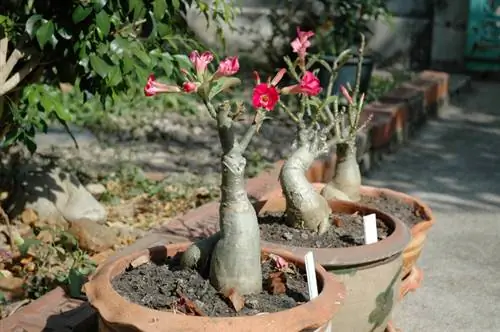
[112,253,310,317]
[258,211,391,248]
[359,194,428,228]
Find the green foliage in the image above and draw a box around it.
[0,0,239,151]
[13,227,96,299]
[260,0,390,67]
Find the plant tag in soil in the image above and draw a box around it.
[304,251,318,299]
[363,213,378,245]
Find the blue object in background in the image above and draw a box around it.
[464,0,500,72]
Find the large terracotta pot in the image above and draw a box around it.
[84,242,346,332]
[256,191,411,332]
[306,160,435,277]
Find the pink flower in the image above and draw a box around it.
[189,50,214,76]
[182,81,198,93]
[144,74,181,96]
[215,56,240,78]
[252,83,279,111]
[251,68,287,111]
[291,27,315,60]
[282,71,322,96]
[340,85,354,105]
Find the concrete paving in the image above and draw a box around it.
[364,81,500,332]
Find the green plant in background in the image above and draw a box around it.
[258,0,391,69]
[315,0,391,55]
[9,227,96,299]
[0,0,238,152]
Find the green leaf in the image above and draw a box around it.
[18,238,41,256]
[89,54,112,78]
[67,268,85,298]
[153,0,167,20]
[92,0,108,11]
[173,54,191,69]
[54,101,72,121]
[25,14,42,37]
[72,5,93,24]
[107,66,122,86]
[110,37,129,55]
[95,11,111,36]
[172,0,180,10]
[208,77,241,100]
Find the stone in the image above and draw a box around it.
[0,276,24,300]
[7,165,107,226]
[85,183,107,198]
[68,219,118,253]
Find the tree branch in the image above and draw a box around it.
[0,38,8,67]
[0,48,24,85]
[0,57,39,96]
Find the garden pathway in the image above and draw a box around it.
[364,80,500,332]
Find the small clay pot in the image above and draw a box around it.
[305,159,435,278]
[84,242,346,332]
[256,187,411,332]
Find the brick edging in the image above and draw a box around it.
[1,70,452,331]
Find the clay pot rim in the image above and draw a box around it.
[359,185,435,235]
[85,242,346,332]
[257,183,412,267]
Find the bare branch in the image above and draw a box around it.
[0,48,24,85]
[0,38,8,66]
[0,57,39,96]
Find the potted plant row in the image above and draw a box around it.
[84,28,421,332]
[85,47,347,332]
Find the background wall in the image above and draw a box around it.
[186,0,470,70]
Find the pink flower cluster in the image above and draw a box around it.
[144,27,354,113]
[144,51,240,96]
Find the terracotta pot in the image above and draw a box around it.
[256,189,411,332]
[84,242,346,332]
[305,160,435,277]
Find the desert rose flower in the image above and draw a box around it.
[189,50,214,76]
[282,71,322,96]
[340,85,354,105]
[214,56,240,78]
[182,81,198,93]
[291,27,315,62]
[144,74,181,96]
[252,68,286,111]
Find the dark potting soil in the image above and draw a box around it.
[112,254,310,317]
[259,211,391,248]
[359,193,428,228]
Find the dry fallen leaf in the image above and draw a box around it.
[223,288,245,312]
[269,254,288,270]
[130,255,150,268]
[333,216,343,227]
[266,271,286,295]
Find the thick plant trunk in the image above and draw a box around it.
[280,129,331,234]
[181,106,261,296]
[209,151,262,295]
[321,143,361,201]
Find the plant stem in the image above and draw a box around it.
[280,128,331,234]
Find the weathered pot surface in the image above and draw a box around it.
[84,242,346,332]
[256,184,411,267]
[256,187,411,332]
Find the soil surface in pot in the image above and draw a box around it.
[359,194,427,227]
[112,253,310,317]
[259,211,390,248]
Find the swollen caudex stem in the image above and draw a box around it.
[146,51,265,296]
[280,126,333,234]
[181,101,265,296]
[321,34,369,203]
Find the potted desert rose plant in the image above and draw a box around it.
[254,28,416,332]
[84,52,346,332]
